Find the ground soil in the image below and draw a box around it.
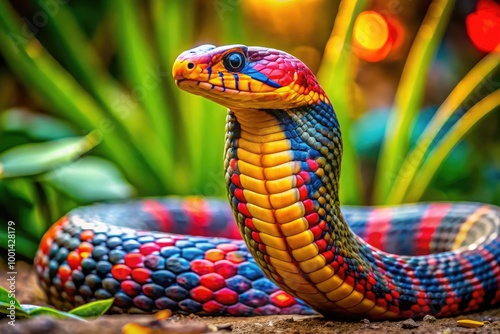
[1,262,500,334]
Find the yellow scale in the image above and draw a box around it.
[230,109,386,316]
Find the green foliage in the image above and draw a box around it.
[374,0,456,204]
[0,110,133,258]
[0,286,113,320]
[0,0,498,263]
[386,51,500,204]
[68,298,114,317]
[0,133,100,179]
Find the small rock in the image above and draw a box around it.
[360,318,370,324]
[369,324,381,330]
[401,318,420,329]
[268,321,273,326]
[442,328,452,334]
[207,324,219,332]
[423,315,437,323]
[324,321,335,327]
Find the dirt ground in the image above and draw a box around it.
[2,262,500,334]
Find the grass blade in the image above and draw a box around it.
[405,90,500,202]
[69,298,114,317]
[36,2,154,146]
[317,0,367,204]
[373,0,455,204]
[151,1,195,192]
[387,49,500,203]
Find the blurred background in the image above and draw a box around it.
[0,0,499,261]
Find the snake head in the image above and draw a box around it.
[172,44,329,110]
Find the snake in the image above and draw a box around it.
[35,44,500,320]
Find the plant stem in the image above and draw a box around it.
[373,0,455,204]
[387,49,500,203]
[405,90,500,202]
[112,1,175,190]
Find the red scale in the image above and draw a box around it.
[191,286,213,302]
[124,253,144,268]
[245,218,257,231]
[270,291,296,308]
[66,251,81,270]
[77,242,93,256]
[140,242,160,255]
[79,230,94,242]
[237,203,251,217]
[121,280,141,297]
[233,188,246,202]
[155,238,175,247]
[58,264,71,283]
[131,268,151,283]
[200,273,226,291]
[230,174,242,188]
[251,231,262,243]
[190,259,215,275]
[303,199,314,214]
[214,259,238,278]
[214,287,239,305]
[306,213,319,226]
[111,264,132,281]
[216,243,240,252]
[202,300,225,313]
[310,225,323,239]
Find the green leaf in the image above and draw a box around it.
[0,231,39,259]
[0,286,22,309]
[0,132,100,179]
[21,304,86,321]
[0,108,76,141]
[0,304,30,318]
[42,156,134,202]
[404,90,500,202]
[0,286,30,318]
[0,1,164,193]
[68,298,114,317]
[0,288,110,321]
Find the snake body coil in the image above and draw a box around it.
[35,45,500,319]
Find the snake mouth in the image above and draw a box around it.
[176,79,241,95]
[175,78,189,86]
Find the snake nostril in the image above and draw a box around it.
[187,62,194,70]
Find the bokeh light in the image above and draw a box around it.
[466,0,500,52]
[352,10,403,62]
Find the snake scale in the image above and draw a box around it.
[35,45,500,320]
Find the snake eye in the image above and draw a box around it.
[223,52,246,72]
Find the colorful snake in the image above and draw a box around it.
[35,45,500,320]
